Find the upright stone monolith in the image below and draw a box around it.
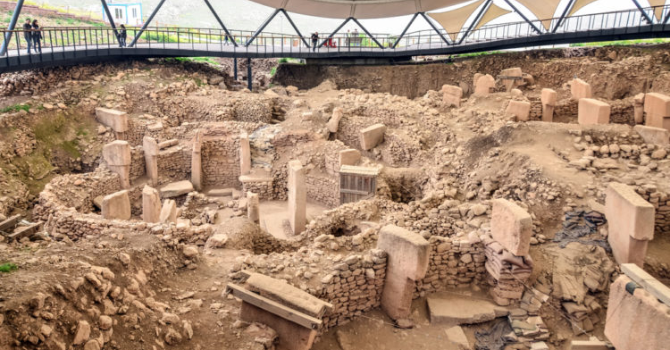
[102,140,132,189]
[143,136,159,186]
[541,88,557,122]
[240,132,251,175]
[247,192,260,224]
[191,131,203,191]
[101,190,131,220]
[288,160,306,235]
[142,186,161,223]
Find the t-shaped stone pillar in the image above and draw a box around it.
[191,131,203,191]
[159,199,177,224]
[102,140,132,189]
[376,225,430,321]
[101,190,131,220]
[240,132,251,176]
[142,185,161,223]
[247,191,260,224]
[541,88,557,122]
[288,160,306,235]
[606,183,655,267]
[143,136,159,187]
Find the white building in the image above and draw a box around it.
[102,1,143,26]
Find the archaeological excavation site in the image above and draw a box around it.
[1,41,670,350]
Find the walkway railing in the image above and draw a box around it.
[0,5,669,60]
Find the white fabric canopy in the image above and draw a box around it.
[515,0,562,30]
[568,0,601,17]
[429,0,486,41]
[474,2,512,31]
[648,0,667,21]
[248,0,472,19]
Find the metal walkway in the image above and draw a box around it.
[1,5,670,74]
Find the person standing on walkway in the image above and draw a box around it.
[224,33,229,46]
[118,24,127,47]
[31,19,42,54]
[311,32,319,52]
[22,18,32,54]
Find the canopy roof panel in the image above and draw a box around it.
[429,0,486,41]
[248,0,473,19]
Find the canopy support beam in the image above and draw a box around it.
[280,9,310,48]
[552,0,576,33]
[1,0,25,56]
[246,8,280,47]
[393,13,419,48]
[101,0,121,46]
[351,17,385,49]
[203,0,238,47]
[129,0,167,47]
[631,0,654,24]
[318,17,351,48]
[458,0,493,45]
[503,0,543,34]
[419,12,450,46]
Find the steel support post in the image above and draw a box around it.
[631,0,654,24]
[665,10,670,25]
[553,0,576,33]
[392,13,419,48]
[247,58,252,91]
[1,0,25,56]
[246,9,280,47]
[503,0,543,34]
[318,17,351,48]
[351,17,384,49]
[203,0,238,47]
[234,57,238,80]
[101,0,121,45]
[280,9,310,48]
[458,0,492,45]
[129,0,167,47]
[418,12,450,46]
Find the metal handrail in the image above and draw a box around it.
[0,4,668,58]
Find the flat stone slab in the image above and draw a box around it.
[207,188,234,197]
[445,326,470,350]
[160,180,195,198]
[427,294,509,325]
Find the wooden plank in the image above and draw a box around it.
[0,215,21,234]
[622,263,670,306]
[226,284,323,330]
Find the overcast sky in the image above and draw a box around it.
[35,0,666,34]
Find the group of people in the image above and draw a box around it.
[21,18,129,54]
[22,18,42,54]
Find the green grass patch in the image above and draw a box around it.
[60,140,81,158]
[0,263,18,273]
[1,103,30,114]
[570,38,670,47]
[455,51,502,58]
[270,67,277,76]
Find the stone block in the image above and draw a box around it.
[95,108,128,133]
[634,93,645,124]
[142,186,161,223]
[570,78,592,100]
[500,67,523,92]
[445,326,470,350]
[634,125,669,145]
[102,140,131,189]
[474,74,496,96]
[621,264,670,306]
[143,136,159,186]
[442,84,463,107]
[240,132,251,175]
[288,160,306,235]
[644,92,670,129]
[339,149,361,168]
[428,294,504,324]
[247,192,260,224]
[160,180,195,199]
[578,98,611,125]
[570,340,610,350]
[327,107,343,133]
[606,183,655,267]
[377,225,429,320]
[541,88,557,122]
[101,190,131,221]
[191,131,203,191]
[491,199,533,256]
[604,275,670,350]
[159,199,177,224]
[360,124,386,151]
[505,100,531,122]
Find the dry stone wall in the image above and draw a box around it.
[202,138,240,188]
[130,148,146,181]
[157,146,191,185]
[306,174,339,209]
